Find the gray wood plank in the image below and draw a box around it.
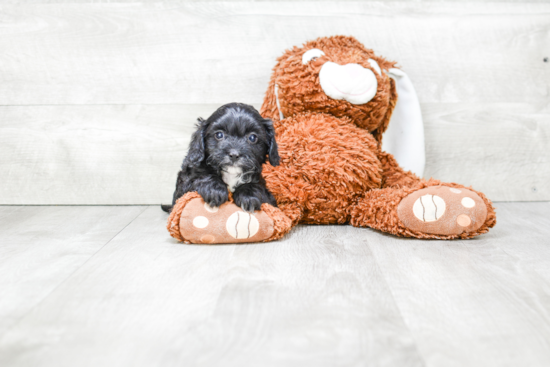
[0,2,548,105]
[480,202,550,280]
[0,205,146,338]
[1,102,548,205]
[0,104,203,205]
[366,202,550,367]
[7,0,548,3]
[0,206,424,367]
[422,103,550,202]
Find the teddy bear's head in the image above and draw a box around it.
[260,35,399,140]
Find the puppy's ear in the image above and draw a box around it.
[263,118,280,166]
[182,117,208,169]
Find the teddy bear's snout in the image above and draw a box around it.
[319,62,378,105]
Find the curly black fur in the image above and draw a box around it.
[161,103,280,213]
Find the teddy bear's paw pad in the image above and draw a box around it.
[179,198,274,244]
[397,186,487,236]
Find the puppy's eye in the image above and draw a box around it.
[302,48,325,64]
[215,131,224,140]
[248,134,258,143]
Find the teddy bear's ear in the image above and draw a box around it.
[382,68,426,178]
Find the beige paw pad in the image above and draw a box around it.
[204,203,219,213]
[456,214,471,227]
[461,197,475,208]
[192,216,209,228]
[226,211,260,239]
[398,186,488,236]
[412,195,446,222]
[179,198,274,244]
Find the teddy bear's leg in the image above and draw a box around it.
[349,180,496,239]
[263,164,309,226]
[167,192,293,244]
[378,151,424,189]
[277,202,304,226]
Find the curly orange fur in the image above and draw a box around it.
[260,35,496,239]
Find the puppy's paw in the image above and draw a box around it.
[198,186,228,208]
[234,193,262,213]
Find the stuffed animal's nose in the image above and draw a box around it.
[319,62,378,105]
[344,63,364,78]
[228,150,240,160]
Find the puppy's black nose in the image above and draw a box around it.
[228,150,240,160]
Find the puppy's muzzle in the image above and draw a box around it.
[228,149,240,162]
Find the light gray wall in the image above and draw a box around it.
[1,1,549,204]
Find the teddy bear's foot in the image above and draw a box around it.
[397,186,488,236]
[349,181,496,239]
[167,192,292,244]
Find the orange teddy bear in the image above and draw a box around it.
[168,36,496,243]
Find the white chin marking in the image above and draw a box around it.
[222,166,243,192]
[319,62,378,105]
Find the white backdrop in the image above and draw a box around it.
[0,1,549,204]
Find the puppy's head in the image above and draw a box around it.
[183,103,280,177]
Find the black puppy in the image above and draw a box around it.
[161,103,280,213]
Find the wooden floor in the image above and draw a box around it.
[0,202,549,367]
